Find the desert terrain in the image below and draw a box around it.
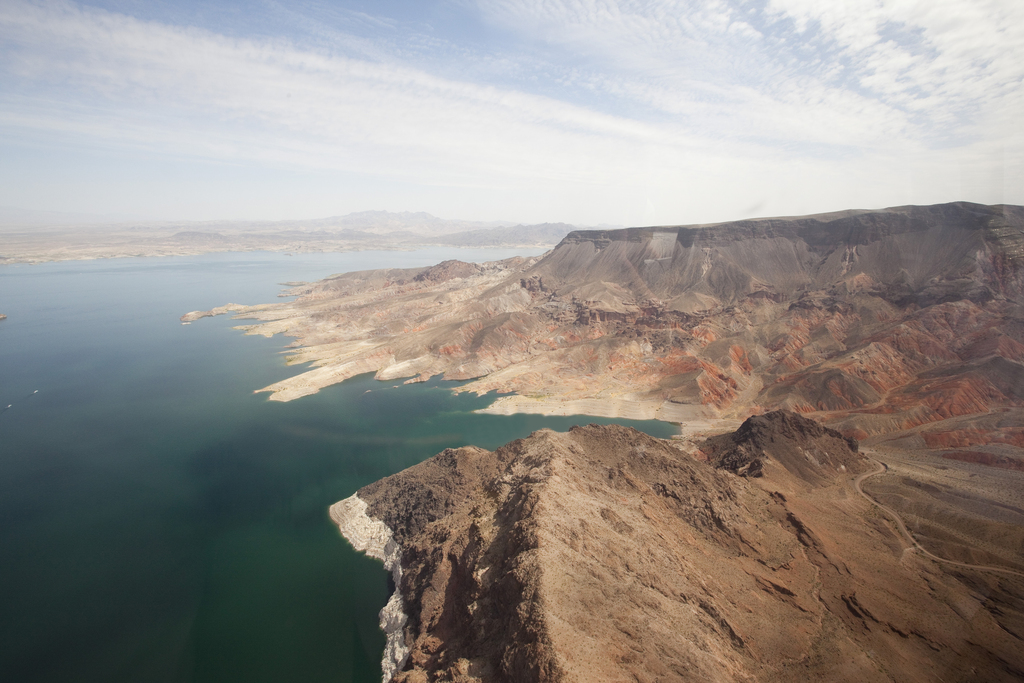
[184,202,1023,448]
[180,201,1024,681]
[335,413,1024,682]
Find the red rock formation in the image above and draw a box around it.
[192,202,1024,448]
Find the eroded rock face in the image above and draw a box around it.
[337,418,1024,683]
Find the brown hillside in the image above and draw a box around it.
[337,418,1024,682]
[186,202,1023,456]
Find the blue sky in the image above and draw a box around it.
[1,0,1021,225]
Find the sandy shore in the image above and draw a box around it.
[475,395,741,435]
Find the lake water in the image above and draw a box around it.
[0,249,677,682]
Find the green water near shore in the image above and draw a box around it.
[0,250,676,682]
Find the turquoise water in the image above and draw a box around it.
[0,250,677,682]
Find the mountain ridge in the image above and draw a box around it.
[335,414,1024,682]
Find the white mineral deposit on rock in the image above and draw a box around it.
[330,494,409,683]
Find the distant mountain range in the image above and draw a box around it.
[0,210,595,263]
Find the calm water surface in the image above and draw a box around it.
[0,250,676,682]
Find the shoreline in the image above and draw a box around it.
[475,395,742,436]
[0,242,560,266]
[329,495,410,683]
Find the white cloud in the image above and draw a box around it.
[0,2,676,180]
[0,0,1020,223]
[764,0,1024,132]
[474,0,1023,149]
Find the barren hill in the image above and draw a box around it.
[333,414,1024,682]
[188,202,1024,452]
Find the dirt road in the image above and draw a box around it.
[855,458,1024,579]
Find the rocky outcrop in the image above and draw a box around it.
[413,260,482,283]
[336,416,1024,682]
[180,303,249,323]
[700,409,860,483]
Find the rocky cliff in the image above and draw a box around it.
[334,413,1024,682]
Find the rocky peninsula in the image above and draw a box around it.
[335,412,1024,682]
[185,202,1024,452]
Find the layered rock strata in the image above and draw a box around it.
[184,202,1024,461]
[335,413,1024,682]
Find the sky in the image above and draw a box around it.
[0,0,1021,226]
